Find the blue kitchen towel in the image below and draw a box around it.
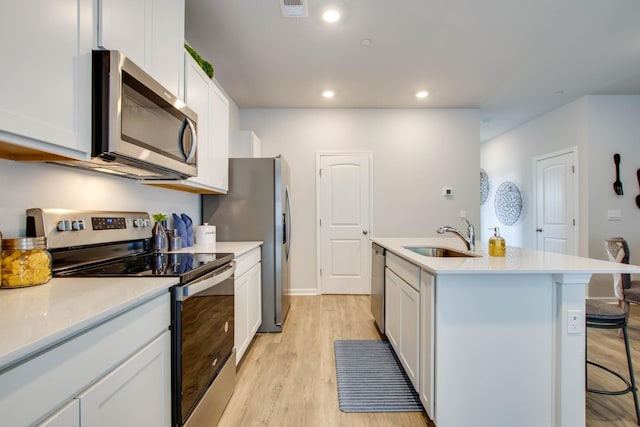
[181,213,194,246]
[172,213,187,246]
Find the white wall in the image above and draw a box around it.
[240,108,480,294]
[480,98,588,251]
[0,159,199,237]
[586,96,640,297]
[480,95,640,300]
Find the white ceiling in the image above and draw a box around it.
[184,0,640,141]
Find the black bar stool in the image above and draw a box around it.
[586,299,640,425]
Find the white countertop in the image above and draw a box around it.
[0,241,262,373]
[373,237,640,275]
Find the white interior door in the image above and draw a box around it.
[318,153,371,294]
[535,150,577,255]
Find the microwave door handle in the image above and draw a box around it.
[180,117,198,163]
[177,261,235,301]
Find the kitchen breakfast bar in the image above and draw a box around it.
[372,237,640,427]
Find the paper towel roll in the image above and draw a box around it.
[195,223,216,248]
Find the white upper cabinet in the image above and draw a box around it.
[230,131,262,158]
[97,0,147,68]
[209,83,230,192]
[184,53,214,188]
[145,52,230,194]
[97,0,185,97]
[0,0,93,160]
[150,0,185,97]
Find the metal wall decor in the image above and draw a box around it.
[494,181,522,226]
[480,169,490,205]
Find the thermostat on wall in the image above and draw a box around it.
[442,187,453,197]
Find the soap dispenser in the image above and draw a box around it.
[488,227,506,257]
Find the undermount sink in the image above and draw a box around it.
[402,245,480,258]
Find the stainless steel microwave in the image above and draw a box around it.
[54,50,198,180]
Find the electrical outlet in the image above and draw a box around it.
[567,309,582,334]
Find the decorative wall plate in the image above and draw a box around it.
[480,169,490,205]
[494,181,522,226]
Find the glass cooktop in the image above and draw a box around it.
[54,251,234,283]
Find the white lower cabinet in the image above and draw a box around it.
[78,331,171,426]
[420,270,435,419]
[385,252,420,390]
[234,247,262,364]
[1,293,171,427]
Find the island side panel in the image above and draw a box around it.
[435,273,554,427]
[553,273,589,427]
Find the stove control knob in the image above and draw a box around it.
[133,218,146,228]
[143,219,150,227]
[71,220,85,231]
[57,219,71,232]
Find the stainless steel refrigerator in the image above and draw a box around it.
[201,157,291,332]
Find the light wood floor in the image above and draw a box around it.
[219,296,640,426]
[587,303,640,426]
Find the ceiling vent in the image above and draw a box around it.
[280,0,308,18]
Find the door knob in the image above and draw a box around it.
[363,230,369,235]
[536,228,543,232]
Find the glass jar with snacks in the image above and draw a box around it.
[1,237,52,288]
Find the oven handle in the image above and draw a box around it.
[176,261,235,302]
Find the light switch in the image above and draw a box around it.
[607,209,622,221]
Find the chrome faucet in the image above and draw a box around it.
[437,218,475,251]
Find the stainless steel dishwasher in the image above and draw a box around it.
[371,243,386,333]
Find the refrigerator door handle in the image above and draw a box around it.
[285,185,292,261]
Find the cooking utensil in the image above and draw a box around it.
[636,169,640,208]
[613,153,623,195]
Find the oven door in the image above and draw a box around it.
[171,261,235,426]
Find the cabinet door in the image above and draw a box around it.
[150,0,185,96]
[79,331,171,427]
[420,270,435,419]
[399,278,420,390]
[235,270,250,364]
[183,53,213,187]
[98,0,149,67]
[0,0,92,157]
[209,83,230,192]
[38,400,80,427]
[385,268,401,351]
[247,263,262,337]
[98,0,184,96]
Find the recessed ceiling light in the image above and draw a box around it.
[360,38,372,47]
[322,9,341,23]
[322,90,335,98]
[415,91,429,99]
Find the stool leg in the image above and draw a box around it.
[622,324,640,425]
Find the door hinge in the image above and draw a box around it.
[572,165,575,173]
[319,169,322,177]
[319,218,322,227]
[320,268,322,277]
[573,219,576,226]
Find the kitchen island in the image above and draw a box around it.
[373,237,640,427]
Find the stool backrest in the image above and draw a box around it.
[605,238,631,300]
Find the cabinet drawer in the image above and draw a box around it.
[235,247,261,278]
[0,293,170,426]
[386,252,420,291]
